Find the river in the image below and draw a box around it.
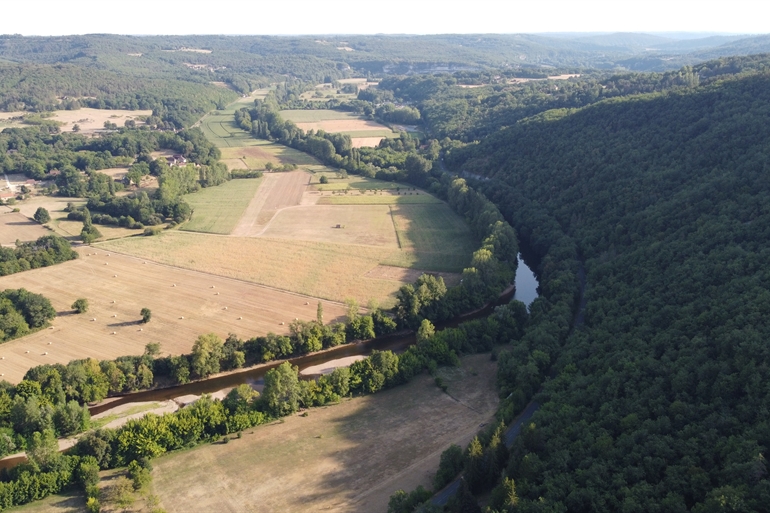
[513,254,538,308]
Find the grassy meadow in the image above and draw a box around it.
[182,178,263,234]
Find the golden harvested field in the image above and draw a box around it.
[0,211,52,244]
[0,108,151,133]
[296,118,390,133]
[98,232,420,307]
[150,354,498,513]
[261,205,399,247]
[0,247,349,383]
[231,171,309,236]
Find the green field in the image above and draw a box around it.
[311,175,408,190]
[219,140,323,169]
[318,194,441,205]
[387,203,476,269]
[182,178,262,234]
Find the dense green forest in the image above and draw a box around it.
[439,62,770,511]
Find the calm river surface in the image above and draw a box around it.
[513,255,539,307]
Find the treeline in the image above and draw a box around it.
[0,288,55,344]
[0,125,222,180]
[15,127,231,230]
[0,235,77,278]
[442,67,770,511]
[393,175,518,329]
[235,100,435,182]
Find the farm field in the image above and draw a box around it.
[99,231,419,307]
[182,178,263,234]
[261,204,399,247]
[231,171,309,236]
[0,210,51,244]
[149,354,499,513]
[0,247,349,383]
[100,170,473,304]
[0,108,151,133]
[98,232,465,306]
[219,141,322,170]
[280,109,397,147]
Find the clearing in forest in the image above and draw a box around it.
[182,178,263,234]
[0,108,152,133]
[149,354,499,513]
[0,247,349,383]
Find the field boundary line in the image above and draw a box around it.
[88,243,352,308]
[388,205,403,249]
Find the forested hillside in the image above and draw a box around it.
[2,33,770,126]
[447,67,770,511]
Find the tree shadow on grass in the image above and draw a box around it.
[107,320,143,328]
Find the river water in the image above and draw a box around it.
[513,255,539,308]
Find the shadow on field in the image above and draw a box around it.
[56,310,78,317]
[107,320,143,328]
[285,354,499,511]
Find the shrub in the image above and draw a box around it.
[72,298,89,314]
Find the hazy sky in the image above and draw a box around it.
[1,0,766,36]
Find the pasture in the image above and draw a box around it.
[219,141,321,170]
[261,205,400,247]
[182,178,263,234]
[149,354,499,513]
[0,247,349,383]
